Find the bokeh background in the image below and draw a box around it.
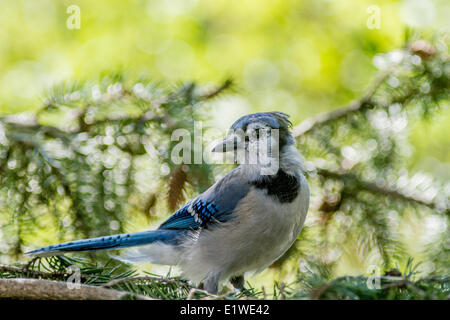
[0,0,448,293]
[0,0,449,172]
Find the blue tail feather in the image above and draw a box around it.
[25,230,186,257]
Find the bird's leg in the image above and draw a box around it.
[230,275,245,290]
[203,274,221,294]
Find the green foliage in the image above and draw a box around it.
[274,258,450,300]
[0,256,261,300]
[291,36,449,277]
[0,78,231,258]
[1,256,447,300]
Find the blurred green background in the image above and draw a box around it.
[0,0,448,290]
[0,0,448,168]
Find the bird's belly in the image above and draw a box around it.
[228,189,308,275]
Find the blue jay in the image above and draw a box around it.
[26,112,310,294]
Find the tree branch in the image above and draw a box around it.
[200,78,233,100]
[292,71,390,137]
[0,80,232,138]
[0,278,153,300]
[315,167,440,210]
[291,57,446,211]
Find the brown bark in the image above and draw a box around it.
[0,278,153,300]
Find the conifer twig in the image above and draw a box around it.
[0,264,90,281]
[102,275,189,288]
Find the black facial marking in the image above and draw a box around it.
[251,169,300,203]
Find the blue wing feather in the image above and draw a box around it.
[158,201,201,229]
[158,168,250,230]
[158,199,220,229]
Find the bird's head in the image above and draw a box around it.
[211,112,295,173]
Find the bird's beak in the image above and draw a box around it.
[211,136,238,153]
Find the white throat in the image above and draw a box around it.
[240,145,305,181]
